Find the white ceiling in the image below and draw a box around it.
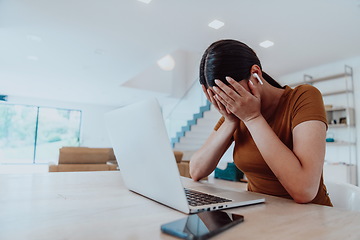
[1,0,360,106]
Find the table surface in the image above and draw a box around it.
[1,171,360,240]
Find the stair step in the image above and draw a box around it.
[193,117,218,125]
[184,130,212,138]
[184,130,212,137]
[174,142,203,150]
[179,140,205,146]
[203,110,221,118]
[172,102,222,151]
[186,124,214,131]
[183,131,211,139]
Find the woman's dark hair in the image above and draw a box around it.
[199,39,283,88]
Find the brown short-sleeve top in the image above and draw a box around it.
[214,85,332,206]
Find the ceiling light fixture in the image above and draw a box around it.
[157,55,175,71]
[137,0,152,4]
[208,19,224,30]
[259,40,274,48]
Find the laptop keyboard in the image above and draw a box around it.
[184,188,232,207]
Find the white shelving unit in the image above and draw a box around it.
[291,65,357,185]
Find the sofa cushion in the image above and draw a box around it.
[59,147,111,164]
[177,162,190,178]
[173,151,184,163]
[107,148,116,161]
[49,164,118,172]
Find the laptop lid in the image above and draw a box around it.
[105,98,190,213]
[105,98,265,214]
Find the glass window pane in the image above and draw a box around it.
[0,104,37,163]
[35,108,81,163]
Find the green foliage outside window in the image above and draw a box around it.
[0,103,82,164]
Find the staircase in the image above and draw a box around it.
[171,101,221,160]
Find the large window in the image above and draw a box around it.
[0,103,81,164]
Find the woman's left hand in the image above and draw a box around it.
[212,76,261,123]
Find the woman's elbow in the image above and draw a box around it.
[189,164,201,182]
[189,160,199,181]
[191,174,201,182]
[292,189,317,204]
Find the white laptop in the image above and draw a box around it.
[105,98,265,214]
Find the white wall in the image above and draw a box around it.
[78,104,118,147]
[278,56,360,185]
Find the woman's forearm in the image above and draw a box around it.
[244,116,326,203]
[190,120,237,181]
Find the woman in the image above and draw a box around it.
[189,39,332,206]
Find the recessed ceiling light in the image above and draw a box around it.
[137,0,152,4]
[259,40,274,48]
[157,55,175,71]
[27,55,39,61]
[208,19,224,30]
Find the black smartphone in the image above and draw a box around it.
[161,211,244,240]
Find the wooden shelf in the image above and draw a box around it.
[289,72,352,87]
[322,90,353,96]
[301,66,356,184]
[326,107,354,126]
[326,107,347,112]
[326,141,355,146]
[308,73,351,83]
[328,123,348,128]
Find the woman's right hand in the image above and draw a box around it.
[202,84,239,124]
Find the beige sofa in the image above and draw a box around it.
[49,147,118,172]
[174,151,191,178]
[49,147,192,177]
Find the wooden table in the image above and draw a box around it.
[1,171,360,240]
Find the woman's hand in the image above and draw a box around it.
[212,77,261,123]
[202,84,239,124]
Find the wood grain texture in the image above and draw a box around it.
[1,171,359,240]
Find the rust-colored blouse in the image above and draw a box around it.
[214,85,332,206]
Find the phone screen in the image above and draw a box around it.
[161,211,244,240]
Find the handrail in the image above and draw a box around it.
[165,78,202,119]
[164,79,207,140]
